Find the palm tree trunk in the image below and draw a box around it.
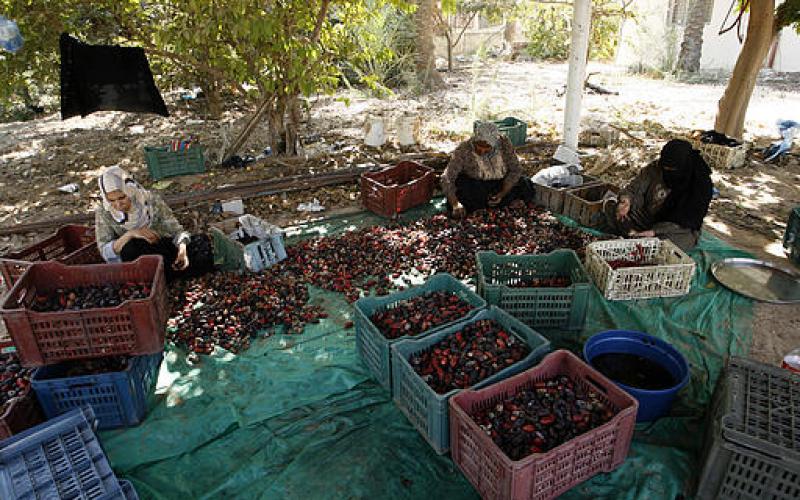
[414,0,444,90]
[676,0,708,73]
[714,0,775,140]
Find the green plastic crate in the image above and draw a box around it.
[783,206,800,265]
[353,273,486,394]
[144,145,205,181]
[475,250,591,331]
[210,227,246,272]
[473,117,528,147]
[391,306,551,454]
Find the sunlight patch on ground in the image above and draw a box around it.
[706,217,732,236]
[764,241,787,258]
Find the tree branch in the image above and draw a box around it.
[311,0,332,44]
[454,11,480,46]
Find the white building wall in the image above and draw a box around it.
[618,0,800,73]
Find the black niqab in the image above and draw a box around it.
[656,139,713,231]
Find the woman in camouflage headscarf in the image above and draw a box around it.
[440,121,535,218]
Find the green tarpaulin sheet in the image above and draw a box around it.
[101,201,753,499]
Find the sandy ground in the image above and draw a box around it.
[1,60,798,364]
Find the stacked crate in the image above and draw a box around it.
[0,255,166,431]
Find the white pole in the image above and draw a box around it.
[562,0,592,154]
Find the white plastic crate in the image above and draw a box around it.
[585,238,695,300]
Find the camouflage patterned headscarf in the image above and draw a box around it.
[472,121,501,158]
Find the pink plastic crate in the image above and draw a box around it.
[449,350,638,500]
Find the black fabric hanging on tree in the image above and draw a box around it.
[60,33,169,119]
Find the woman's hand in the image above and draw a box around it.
[628,229,655,238]
[487,193,503,207]
[451,202,466,219]
[130,228,160,243]
[173,243,189,270]
[616,197,631,221]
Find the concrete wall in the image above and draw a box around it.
[617,0,800,73]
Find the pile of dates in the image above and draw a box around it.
[410,319,529,394]
[0,352,34,408]
[168,271,326,354]
[471,375,615,460]
[279,204,596,302]
[30,283,150,312]
[370,291,474,340]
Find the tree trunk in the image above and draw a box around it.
[676,0,708,73]
[445,30,453,72]
[414,0,444,89]
[205,80,223,120]
[714,0,775,140]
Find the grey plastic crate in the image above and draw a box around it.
[696,357,800,500]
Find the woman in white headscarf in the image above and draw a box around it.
[95,166,203,279]
[440,121,534,218]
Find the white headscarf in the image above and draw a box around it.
[98,166,153,230]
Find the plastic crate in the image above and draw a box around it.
[0,225,102,289]
[696,357,800,500]
[579,128,620,147]
[353,273,487,393]
[360,161,435,218]
[585,238,696,301]
[783,206,800,265]
[690,139,748,170]
[449,350,638,500]
[210,217,286,273]
[532,177,600,215]
[475,117,528,147]
[391,306,551,454]
[0,256,167,367]
[475,250,591,331]
[0,406,130,500]
[144,145,206,181]
[562,182,619,227]
[32,352,162,430]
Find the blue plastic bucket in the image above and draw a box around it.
[583,330,690,422]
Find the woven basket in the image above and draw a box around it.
[689,140,747,170]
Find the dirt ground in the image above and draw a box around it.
[1,60,798,365]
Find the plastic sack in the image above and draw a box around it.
[0,16,23,53]
[764,119,799,162]
[532,164,584,188]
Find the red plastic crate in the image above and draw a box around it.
[360,161,435,218]
[0,225,102,288]
[0,256,167,367]
[449,350,638,500]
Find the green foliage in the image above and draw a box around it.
[0,0,404,116]
[519,0,629,61]
[775,0,800,31]
[345,6,417,95]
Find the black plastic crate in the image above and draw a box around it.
[696,357,800,500]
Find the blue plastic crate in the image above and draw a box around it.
[32,352,162,430]
[354,273,486,393]
[0,406,129,499]
[391,306,551,454]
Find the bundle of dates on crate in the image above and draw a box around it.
[370,291,474,340]
[30,283,151,312]
[410,319,530,394]
[607,243,653,270]
[508,276,571,288]
[471,375,614,460]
